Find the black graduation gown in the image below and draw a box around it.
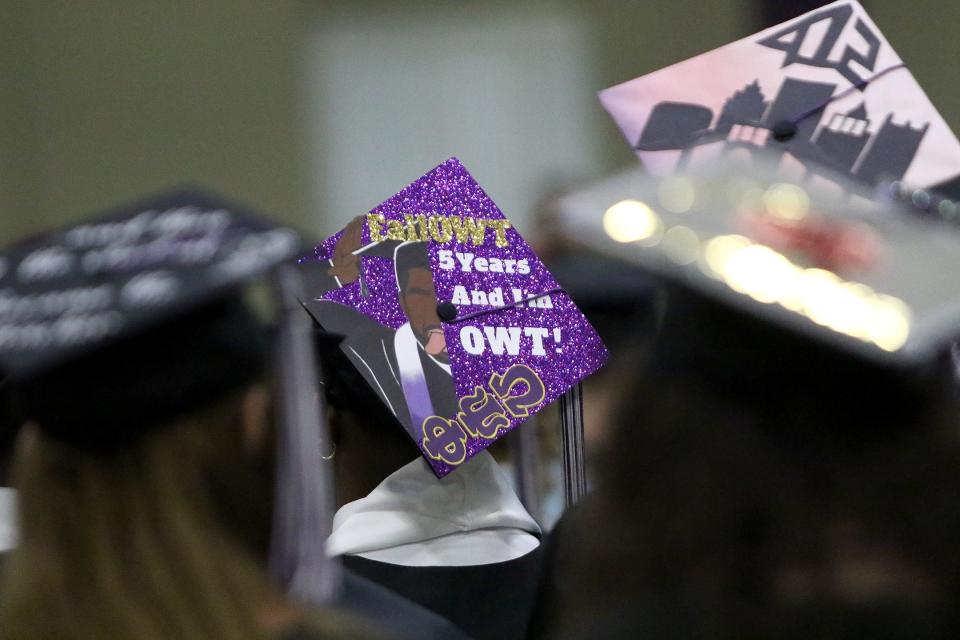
[337,569,471,640]
[343,547,544,640]
[526,495,693,640]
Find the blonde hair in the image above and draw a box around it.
[0,391,319,640]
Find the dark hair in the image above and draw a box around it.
[537,285,960,639]
[313,332,409,449]
[394,243,431,293]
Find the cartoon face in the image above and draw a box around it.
[399,266,448,363]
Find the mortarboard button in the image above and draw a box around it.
[436,301,458,322]
[771,119,797,142]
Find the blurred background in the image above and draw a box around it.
[2,0,960,533]
[4,0,958,245]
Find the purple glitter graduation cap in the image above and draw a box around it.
[600,0,960,190]
[300,158,608,477]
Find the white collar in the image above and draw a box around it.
[395,322,451,375]
[326,451,540,566]
[0,487,17,553]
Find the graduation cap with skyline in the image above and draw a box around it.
[600,0,960,191]
[299,158,608,478]
[0,189,303,384]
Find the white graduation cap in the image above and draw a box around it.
[600,0,960,190]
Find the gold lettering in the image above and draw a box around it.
[427,215,453,243]
[449,216,488,246]
[366,214,386,242]
[416,214,429,241]
[386,219,406,241]
[488,219,512,247]
[403,214,419,241]
[389,213,514,247]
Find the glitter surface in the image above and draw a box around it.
[303,158,608,477]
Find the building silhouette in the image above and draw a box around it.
[854,114,929,184]
[812,102,871,173]
[716,80,768,131]
[636,77,929,185]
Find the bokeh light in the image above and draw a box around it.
[602,199,661,243]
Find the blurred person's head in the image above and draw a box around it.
[0,298,358,640]
[314,334,418,508]
[547,284,960,639]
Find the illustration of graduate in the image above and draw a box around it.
[302,218,457,441]
[300,158,608,478]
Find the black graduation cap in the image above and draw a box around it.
[0,188,305,379]
[0,188,341,602]
[0,188,304,446]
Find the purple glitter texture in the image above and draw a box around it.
[304,158,608,477]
